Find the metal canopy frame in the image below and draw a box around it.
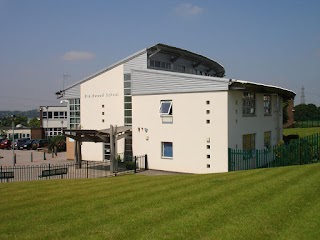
[63,125,132,173]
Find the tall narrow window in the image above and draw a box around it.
[162,142,173,158]
[264,131,271,149]
[124,74,132,126]
[242,92,255,116]
[264,95,272,116]
[160,100,172,115]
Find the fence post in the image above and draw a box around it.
[86,161,88,178]
[134,156,137,173]
[43,151,46,160]
[31,152,33,162]
[145,154,148,170]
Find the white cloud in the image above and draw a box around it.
[62,51,95,61]
[175,3,204,17]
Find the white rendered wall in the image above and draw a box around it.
[80,65,125,161]
[228,91,283,150]
[132,91,229,174]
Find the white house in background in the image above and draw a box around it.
[39,105,68,137]
[56,43,295,173]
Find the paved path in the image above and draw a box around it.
[0,149,71,166]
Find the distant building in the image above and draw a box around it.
[56,43,295,173]
[6,125,43,140]
[283,99,295,128]
[39,105,68,138]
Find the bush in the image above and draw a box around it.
[125,161,136,170]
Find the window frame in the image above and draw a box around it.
[264,131,271,149]
[242,92,256,116]
[263,95,272,116]
[161,142,173,158]
[242,133,256,151]
[159,100,172,116]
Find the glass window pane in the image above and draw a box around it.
[160,101,172,115]
[162,142,173,158]
[124,82,131,88]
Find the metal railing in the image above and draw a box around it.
[229,134,320,171]
[0,154,148,183]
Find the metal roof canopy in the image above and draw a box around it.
[63,126,132,143]
[229,80,296,100]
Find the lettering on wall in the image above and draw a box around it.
[84,92,119,98]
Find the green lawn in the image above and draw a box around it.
[1,164,320,240]
[283,127,320,137]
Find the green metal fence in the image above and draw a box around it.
[294,119,320,128]
[229,133,320,171]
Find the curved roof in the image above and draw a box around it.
[147,43,225,77]
[229,79,296,99]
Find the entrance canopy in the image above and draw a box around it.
[63,126,132,143]
[63,126,132,173]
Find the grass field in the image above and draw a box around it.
[283,127,320,137]
[1,164,320,240]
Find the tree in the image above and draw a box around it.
[28,118,40,128]
[294,104,320,121]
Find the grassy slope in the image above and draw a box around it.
[1,164,320,240]
[283,127,320,137]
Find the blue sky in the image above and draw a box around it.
[0,0,319,110]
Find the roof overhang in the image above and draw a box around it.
[147,43,225,77]
[229,80,296,100]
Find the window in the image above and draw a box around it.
[124,74,132,126]
[242,92,255,116]
[207,155,210,159]
[207,145,210,149]
[264,131,271,149]
[264,95,272,116]
[206,100,210,105]
[160,100,172,115]
[206,110,210,114]
[162,142,173,158]
[206,119,210,124]
[150,60,171,70]
[102,112,104,115]
[243,133,256,151]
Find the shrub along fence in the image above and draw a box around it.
[229,134,320,171]
[0,155,148,183]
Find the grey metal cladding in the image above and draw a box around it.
[63,85,80,99]
[124,52,147,73]
[132,69,229,95]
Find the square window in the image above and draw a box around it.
[102,105,104,108]
[207,155,210,159]
[206,110,210,114]
[206,119,210,124]
[102,112,104,115]
[207,145,210,149]
[162,142,173,158]
[160,100,172,115]
[206,101,210,105]
[207,164,210,168]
